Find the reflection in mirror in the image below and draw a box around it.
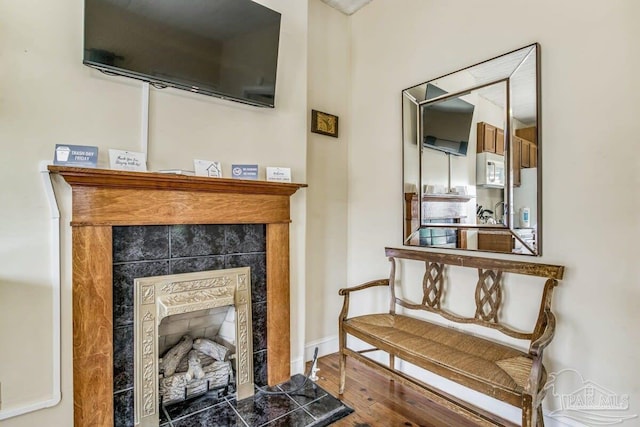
[402,44,540,255]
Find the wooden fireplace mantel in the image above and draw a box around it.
[48,166,306,427]
[49,166,306,226]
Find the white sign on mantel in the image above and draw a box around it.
[109,149,147,172]
[266,167,291,183]
[194,159,222,178]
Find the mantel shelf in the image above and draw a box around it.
[48,166,307,196]
[405,192,474,203]
[423,194,473,202]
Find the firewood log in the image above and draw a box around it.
[159,371,190,403]
[175,350,215,373]
[160,335,193,377]
[185,350,205,381]
[193,338,229,361]
[159,360,232,404]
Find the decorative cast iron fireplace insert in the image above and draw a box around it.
[135,268,253,426]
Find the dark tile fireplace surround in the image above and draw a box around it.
[113,224,268,426]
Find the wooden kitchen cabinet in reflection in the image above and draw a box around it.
[529,140,537,167]
[521,138,531,167]
[515,126,537,144]
[516,127,538,168]
[512,134,537,187]
[513,136,522,187]
[477,230,513,253]
[495,128,504,155]
[477,122,505,154]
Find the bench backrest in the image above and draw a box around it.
[385,247,564,343]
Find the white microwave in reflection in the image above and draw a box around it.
[477,152,505,187]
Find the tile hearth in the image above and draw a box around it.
[158,375,353,427]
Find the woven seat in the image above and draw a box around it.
[345,313,545,402]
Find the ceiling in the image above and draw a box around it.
[467,47,537,124]
[320,0,372,15]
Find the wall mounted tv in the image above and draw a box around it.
[84,0,282,107]
[421,86,475,157]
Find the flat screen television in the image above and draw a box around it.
[84,0,282,107]
[421,85,474,156]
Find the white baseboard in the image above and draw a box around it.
[290,356,305,375]
[304,335,339,360]
[289,335,340,376]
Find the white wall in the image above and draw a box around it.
[305,0,349,358]
[0,0,307,425]
[347,0,640,422]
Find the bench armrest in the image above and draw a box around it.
[529,309,556,357]
[339,279,389,296]
[339,279,389,321]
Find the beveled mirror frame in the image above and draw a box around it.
[402,43,541,255]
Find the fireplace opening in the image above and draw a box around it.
[134,268,254,427]
[157,306,236,406]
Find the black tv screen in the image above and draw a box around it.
[421,87,474,157]
[84,0,281,107]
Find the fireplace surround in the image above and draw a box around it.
[49,166,305,427]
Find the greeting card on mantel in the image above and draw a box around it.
[266,167,291,183]
[231,164,258,180]
[194,159,222,178]
[109,149,147,172]
[54,144,99,167]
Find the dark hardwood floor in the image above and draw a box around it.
[309,353,484,427]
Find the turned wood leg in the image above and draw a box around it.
[389,354,395,384]
[338,328,347,395]
[339,352,346,394]
[522,394,533,427]
[536,405,544,427]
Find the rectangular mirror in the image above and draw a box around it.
[402,44,540,255]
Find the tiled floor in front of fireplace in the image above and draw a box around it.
[159,374,353,427]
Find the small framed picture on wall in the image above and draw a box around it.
[311,110,339,138]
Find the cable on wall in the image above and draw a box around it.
[141,81,150,163]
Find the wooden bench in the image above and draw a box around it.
[338,247,564,427]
